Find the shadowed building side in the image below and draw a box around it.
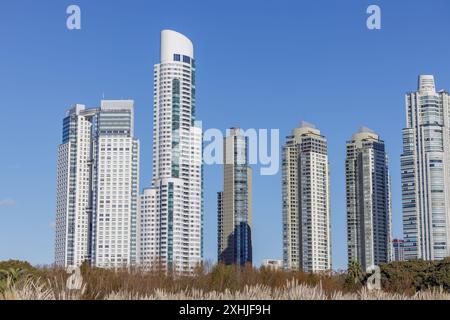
[346,127,392,271]
[218,128,253,266]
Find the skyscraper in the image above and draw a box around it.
[55,100,140,269]
[217,128,253,266]
[401,75,450,261]
[282,122,331,272]
[393,239,405,262]
[346,128,392,271]
[55,104,94,268]
[261,259,283,270]
[138,30,203,273]
[138,188,158,268]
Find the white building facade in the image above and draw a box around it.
[282,122,331,273]
[139,30,203,273]
[262,259,283,270]
[55,100,140,269]
[55,105,95,268]
[401,75,450,261]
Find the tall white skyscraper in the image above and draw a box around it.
[55,100,140,269]
[346,128,392,271]
[139,30,203,273]
[401,75,450,261]
[137,188,158,267]
[282,122,331,273]
[56,104,94,268]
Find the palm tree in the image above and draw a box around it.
[0,268,25,292]
[345,261,364,290]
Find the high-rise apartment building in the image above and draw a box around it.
[393,239,405,262]
[217,128,253,266]
[55,104,94,268]
[55,100,140,269]
[282,122,331,272]
[138,30,203,273]
[346,128,392,271]
[137,188,158,267]
[262,259,283,270]
[401,75,450,261]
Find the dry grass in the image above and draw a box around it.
[1,261,449,300]
[34,263,349,300]
[2,277,449,300]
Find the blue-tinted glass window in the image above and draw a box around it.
[174,54,181,62]
[183,55,190,64]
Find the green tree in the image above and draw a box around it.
[344,261,364,291]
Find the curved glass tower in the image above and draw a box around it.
[139,30,203,273]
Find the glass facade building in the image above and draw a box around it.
[138,30,203,274]
[346,128,392,271]
[55,101,140,269]
[218,128,253,266]
[393,239,405,262]
[401,75,450,261]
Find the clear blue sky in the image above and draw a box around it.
[1,0,449,270]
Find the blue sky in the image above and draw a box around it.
[1,0,449,270]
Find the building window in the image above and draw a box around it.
[174,54,181,62]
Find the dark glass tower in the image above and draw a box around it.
[218,128,253,266]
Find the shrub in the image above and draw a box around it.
[1,259,449,299]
